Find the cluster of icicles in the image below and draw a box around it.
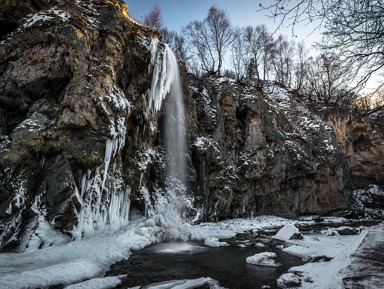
[71,38,187,239]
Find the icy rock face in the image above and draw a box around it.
[188,76,351,221]
[0,0,168,251]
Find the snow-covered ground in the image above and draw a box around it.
[0,216,378,289]
[280,227,368,288]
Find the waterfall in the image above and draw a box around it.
[148,38,187,185]
[163,46,187,186]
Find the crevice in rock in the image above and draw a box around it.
[0,106,26,135]
[0,19,18,40]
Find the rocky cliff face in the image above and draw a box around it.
[322,108,384,188]
[0,0,167,251]
[0,0,383,253]
[187,77,351,221]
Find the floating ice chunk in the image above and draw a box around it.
[246,252,281,267]
[273,224,302,242]
[204,237,229,248]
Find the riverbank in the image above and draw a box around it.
[0,216,380,288]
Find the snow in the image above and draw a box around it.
[280,228,368,288]
[0,216,371,289]
[138,277,225,289]
[272,224,300,241]
[204,237,229,248]
[21,8,71,29]
[0,218,164,289]
[65,276,125,289]
[277,273,301,288]
[246,252,281,267]
[22,13,54,28]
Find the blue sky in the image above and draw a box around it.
[124,0,323,48]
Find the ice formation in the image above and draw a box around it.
[71,87,130,239]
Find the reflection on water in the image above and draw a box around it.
[151,242,208,254]
[106,240,304,289]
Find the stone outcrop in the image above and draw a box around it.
[0,0,383,253]
[321,108,384,188]
[187,77,350,221]
[0,0,165,251]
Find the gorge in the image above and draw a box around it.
[0,0,383,288]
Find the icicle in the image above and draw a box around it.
[102,138,113,190]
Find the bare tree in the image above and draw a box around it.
[183,6,235,75]
[231,29,246,81]
[242,25,274,85]
[259,0,384,93]
[143,5,163,31]
[161,28,190,64]
[303,53,354,104]
[272,35,294,87]
[292,41,308,92]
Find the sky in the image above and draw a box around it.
[124,0,323,49]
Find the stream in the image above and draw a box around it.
[106,239,304,289]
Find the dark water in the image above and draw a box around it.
[106,240,304,289]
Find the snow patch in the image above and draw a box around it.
[273,224,300,241]
[204,237,229,248]
[139,277,225,289]
[65,276,125,289]
[246,252,281,267]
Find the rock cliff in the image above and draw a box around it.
[187,77,351,221]
[0,0,166,251]
[322,108,384,188]
[0,0,383,252]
